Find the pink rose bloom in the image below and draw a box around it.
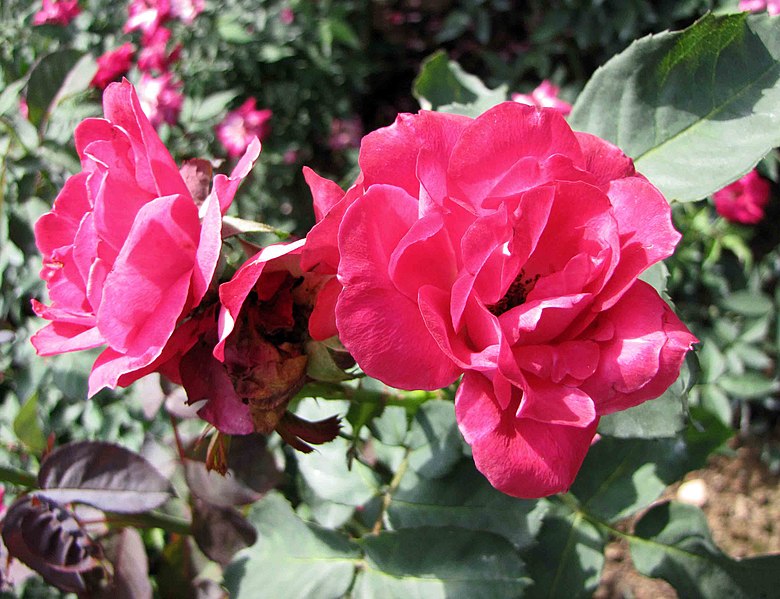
[90,43,136,90]
[125,0,170,35]
[137,27,182,73]
[19,97,29,120]
[713,169,771,224]
[170,0,203,23]
[216,98,273,158]
[305,103,697,498]
[33,0,80,25]
[512,80,572,117]
[280,6,294,25]
[136,72,183,128]
[739,0,780,15]
[31,80,260,396]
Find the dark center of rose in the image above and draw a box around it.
[488,270,540,316]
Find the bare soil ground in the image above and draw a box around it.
[595,440,780,598]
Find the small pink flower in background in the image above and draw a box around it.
[216,98,273,158]
[125,0,170,35]
[136,72,183,128]
[138,27,182,73]
[279,6,294,25]
[19,98,29,120]
[713,169,771,224]
[170,0,203,23]
[512,80,572,116]
[32,0,80,25]
[90,43,136,90]
[739,0,780,15]
[305,103,697,498]
[30,81,260,396]
[328,116,362,151]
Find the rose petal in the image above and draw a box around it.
[456,371,598,498]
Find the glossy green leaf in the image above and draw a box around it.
[719,372,779,399]
[720,290,774,317]
[598,351,696,438]
[413,51,507,116]
[354,527,529,599]
[573,411,731,523]
[25,49,85,128]
[13,393,46,453]
[630,501,780,599]
[523,505,606,599]
[406,400,463,478]
[388,459,547,551]
[223,492,359,599]
[570,13,780,202]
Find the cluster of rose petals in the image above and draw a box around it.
[512,81,572,116]
[136,72,183,127]
[713,169,771,224]
[307,102,697,498]
[31,80,259,397]
[33,0,80,26]
[739,0,780,15]
[90,43,136,90]
[216,99,273,158]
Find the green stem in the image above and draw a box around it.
[0,463,37,488]
[104,511,192,536]
[372,449,410,534]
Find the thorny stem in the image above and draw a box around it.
[371,449,410,534]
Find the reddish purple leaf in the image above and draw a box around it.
[1,495,103,593]
[37,441,174,513]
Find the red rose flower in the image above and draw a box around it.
[31,80,260,396]
[305,103,697,498]
[713,169,771,224]
[512,80,572,116]
[90,43,136,90]
[33,0,80,25]
[216,98,273,158]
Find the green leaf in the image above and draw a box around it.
[570,13,780,203]
[296,435,382,517]
[13,394,46,453]
[217,15,253,43]
[720,290,774,317]
[598,351,696,438]
[353,527,529,599]
[630,501,780,599]
[406,400,463,478]
[25,49,85,128]
[523,506,606,599]
[185,90,240,122]
[413,51,507,115]
[223,492,359,599]
[573,412,731,523]
[388,459,548,551]
[0,79,28,116]
[718,372,779,399]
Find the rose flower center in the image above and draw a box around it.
[488,270,540,316]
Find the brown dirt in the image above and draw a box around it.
[594,441,780,599]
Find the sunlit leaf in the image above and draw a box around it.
[223,492,359,599]
[388,459,548,551]
[354,527,530,599]
[36,441,174,513]
[570,13,780,203]
[630,501,780,599]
